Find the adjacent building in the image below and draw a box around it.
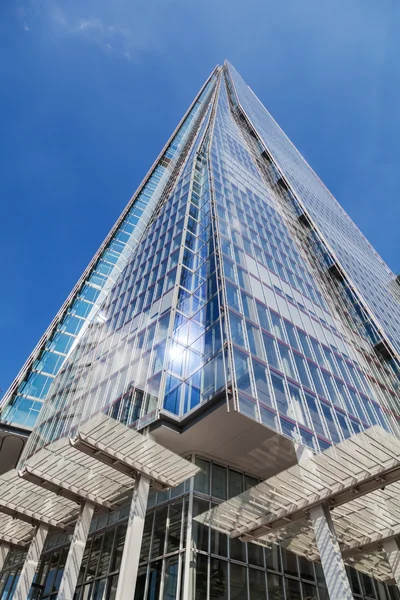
[1,61,400,600]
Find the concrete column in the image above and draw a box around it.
[383,538,400,589]
[58,501,95,600]
[14,523,49,600]
[309,504,353,600]
[0,542,10,572]
[182,476,195,600]
[115,474,150,600]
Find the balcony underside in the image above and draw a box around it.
[151,398,298,480]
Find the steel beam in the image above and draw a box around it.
[57,501,95,600]
[115,474,150,600]
[383,538,400,589]
[309,504,353,600]
[0,542,10,572]
[14,523,48,600]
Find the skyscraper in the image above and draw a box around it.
[1,61,400,600]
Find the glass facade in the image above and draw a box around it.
[2,61,400,599]
[0,69,218,431]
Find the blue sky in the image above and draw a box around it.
[0,0,399,394]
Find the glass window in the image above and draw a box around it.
[285,578,301,600]
[265,544,281,572]
[212,464,227,500]
[361,572,377,598]
[163,557,179,600]
[209,558,228,600]
[347,566,361,594]
[278,343,295,379]
[263,334,280,370]
[107,527,128,576]
[230,312,246,348]
[335,379,353,415]
[106,574,118,600]
[284,320,300,351]
[335,410,352,439]
[297,330,313,359]
[321,371,340,406]
[288,384,308,426]
[317,587,330,600]
[320,402,340,444]
[302,581,318,600]
[247,322,264,358]
[193,498,209,553]
[267,573,284,599]
[230,537,247,563]
[211,527,228,558]
[226,283,241,312]
[314,562,325,585]
[167,501,183,553]
[270,311,285,341]
[307,362,326,397]
[323,347,340,376]
[194,458,210,494]
[228,470,243,499]
[310,338,325,367]
[97,530,114,576]
[247,542,264,568]
[282,548,298,577]
[256,302,271,332]
[151,506,168,558]
[86,534,102,580]
[230,563,248,600]
[234,350,253,397]
[147,560,162,600]
[242,293,257,321]
[298,556,315,581]
[195,554,208,599]
[249,569,266,600]
[293,353,311,388]
[305,394,326,438]
[140,513,154,563]
[252,359,272,407]
[92,579,106,600]
[271,372,288,416]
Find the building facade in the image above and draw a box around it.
[1,62,400,600]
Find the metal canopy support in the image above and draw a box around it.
[57,501,95,600]
[9,414,199,600]
[14,523,49,600]
[309,504,353,600]
[71,413,201,489]
[0,469,78,534]
[383,538,400,589]
[115,474,150,600]
[0,542,10,572]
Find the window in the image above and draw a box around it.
[263,334,280,370]
[271,372,289,416]
[252,359,272,406]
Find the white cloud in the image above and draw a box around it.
[15,0,170,60]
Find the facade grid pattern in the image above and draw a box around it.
[1,62,400,600]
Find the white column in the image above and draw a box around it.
[58,501,95,600]
[309,504,353,600]
[182,475,195,600]
[14,523,49,600]
[115,474,150,600]
[0,542,10,572]
[383,538,400,588]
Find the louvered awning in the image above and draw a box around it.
[196,426,400,581]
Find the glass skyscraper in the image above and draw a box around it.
[1,61,400,600]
